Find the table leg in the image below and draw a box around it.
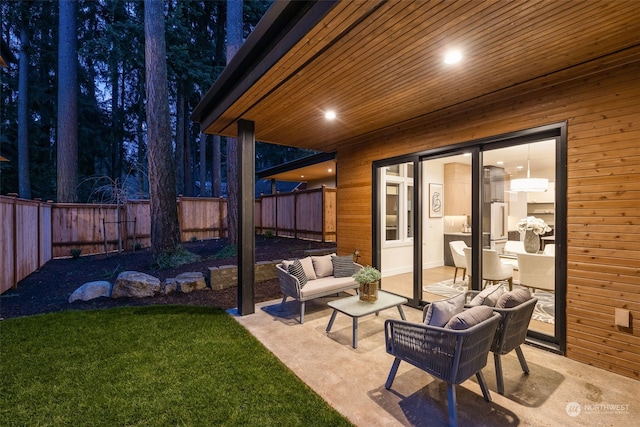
[352,317,358,349]
[397,305,406,321]
[326,309,338,333]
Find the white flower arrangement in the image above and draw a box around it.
[517,216,552,235]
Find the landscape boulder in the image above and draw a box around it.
[69,281,112,303]
[112,271,161,298]
[167,272,207,294]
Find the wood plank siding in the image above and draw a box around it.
[335,54,640,380]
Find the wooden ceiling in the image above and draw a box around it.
[195,0,640,152]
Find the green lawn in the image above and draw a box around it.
[0,306,353,426]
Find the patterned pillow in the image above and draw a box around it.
[331,255,355,278]
[288,260,308,288]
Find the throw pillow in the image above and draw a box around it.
[298,256,317,280]
[469,284,505,307]
[424,293,465,327]
[311,254,335,278]
[331,255,355,278]
[288,260,308,288]
[445,305,494,330]
[281,260,294,270]
[495,288,532,309]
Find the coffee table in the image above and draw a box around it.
[325,290,408,349]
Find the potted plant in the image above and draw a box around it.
[517,216,552,253]
[353,265,382,303]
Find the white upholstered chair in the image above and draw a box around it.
[504,240,526,255]
[463,248,514,290]
[449,241,468,283]
[517,253,555,292]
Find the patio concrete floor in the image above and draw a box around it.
[232,294,640,427]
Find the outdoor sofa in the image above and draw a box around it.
[276,254,362,323]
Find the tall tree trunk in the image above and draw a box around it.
[18,25,31,199]
[183,102,192,196]
[175,91,185,195]
[145,0,181,257]
[212,135,221,197]
[56,0,78,202]
[200,133,207,196]
[225,0,243,244]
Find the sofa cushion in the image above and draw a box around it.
[299,276,358,299]
[469,284,505,307]
[332,255,355,278]
[495,288,532,308]
[445,305,494,330]
[424,293,465,327]
[288,260,308,288]
[312,254,335,278]
[299,256,317,280]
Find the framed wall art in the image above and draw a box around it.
[429,183,443,218]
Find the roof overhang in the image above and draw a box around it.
[192,0,640,152]
[257,152,336,182]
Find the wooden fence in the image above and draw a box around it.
[0,196,52,294]
[1,187,335,293]
[255,186,336,242]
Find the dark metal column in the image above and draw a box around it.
[237,119,255,315]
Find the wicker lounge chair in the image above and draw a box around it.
[384,308,501,427]
[466,291,538,395]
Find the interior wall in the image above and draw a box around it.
[335,54,639,380]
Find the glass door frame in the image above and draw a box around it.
[372,122,567,353]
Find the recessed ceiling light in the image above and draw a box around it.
[497,161,504,165]
[301,175,305,178]
[325,110,336,120]
[516,165,524,170]
[328,168,333,173]
[444,50,462,64]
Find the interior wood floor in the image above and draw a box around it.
[381,265,555,336]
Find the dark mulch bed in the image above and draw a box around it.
[0,236,337,320]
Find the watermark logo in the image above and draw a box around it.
[566,402,581,417]
[566,401,630,417]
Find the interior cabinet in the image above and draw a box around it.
[444,163,471,216]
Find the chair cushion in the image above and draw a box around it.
[288,260,308,288]
[445,305,494,330]
[331,255,355,278]
[299,256,317,280]
[469,284,505,307]
[495,288,532,308]
[311,254,335,278]
[424,293,465,327]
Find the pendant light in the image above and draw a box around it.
[510,145,549,192]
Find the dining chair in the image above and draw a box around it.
[517,253,555,292]
[449,241,468,283]
[464,248,514,290]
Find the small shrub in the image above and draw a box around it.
[152,245,201,270]
[70,248,82,259]
[132,241,143,251]
[264,230,274,238]
[190,236,198,242]
[213,245,237,259]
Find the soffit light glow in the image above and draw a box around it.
[324,110,336,120]
[510,145,549,193]
[444,50,462,64]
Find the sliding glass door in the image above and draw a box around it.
[374,125,565,347]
